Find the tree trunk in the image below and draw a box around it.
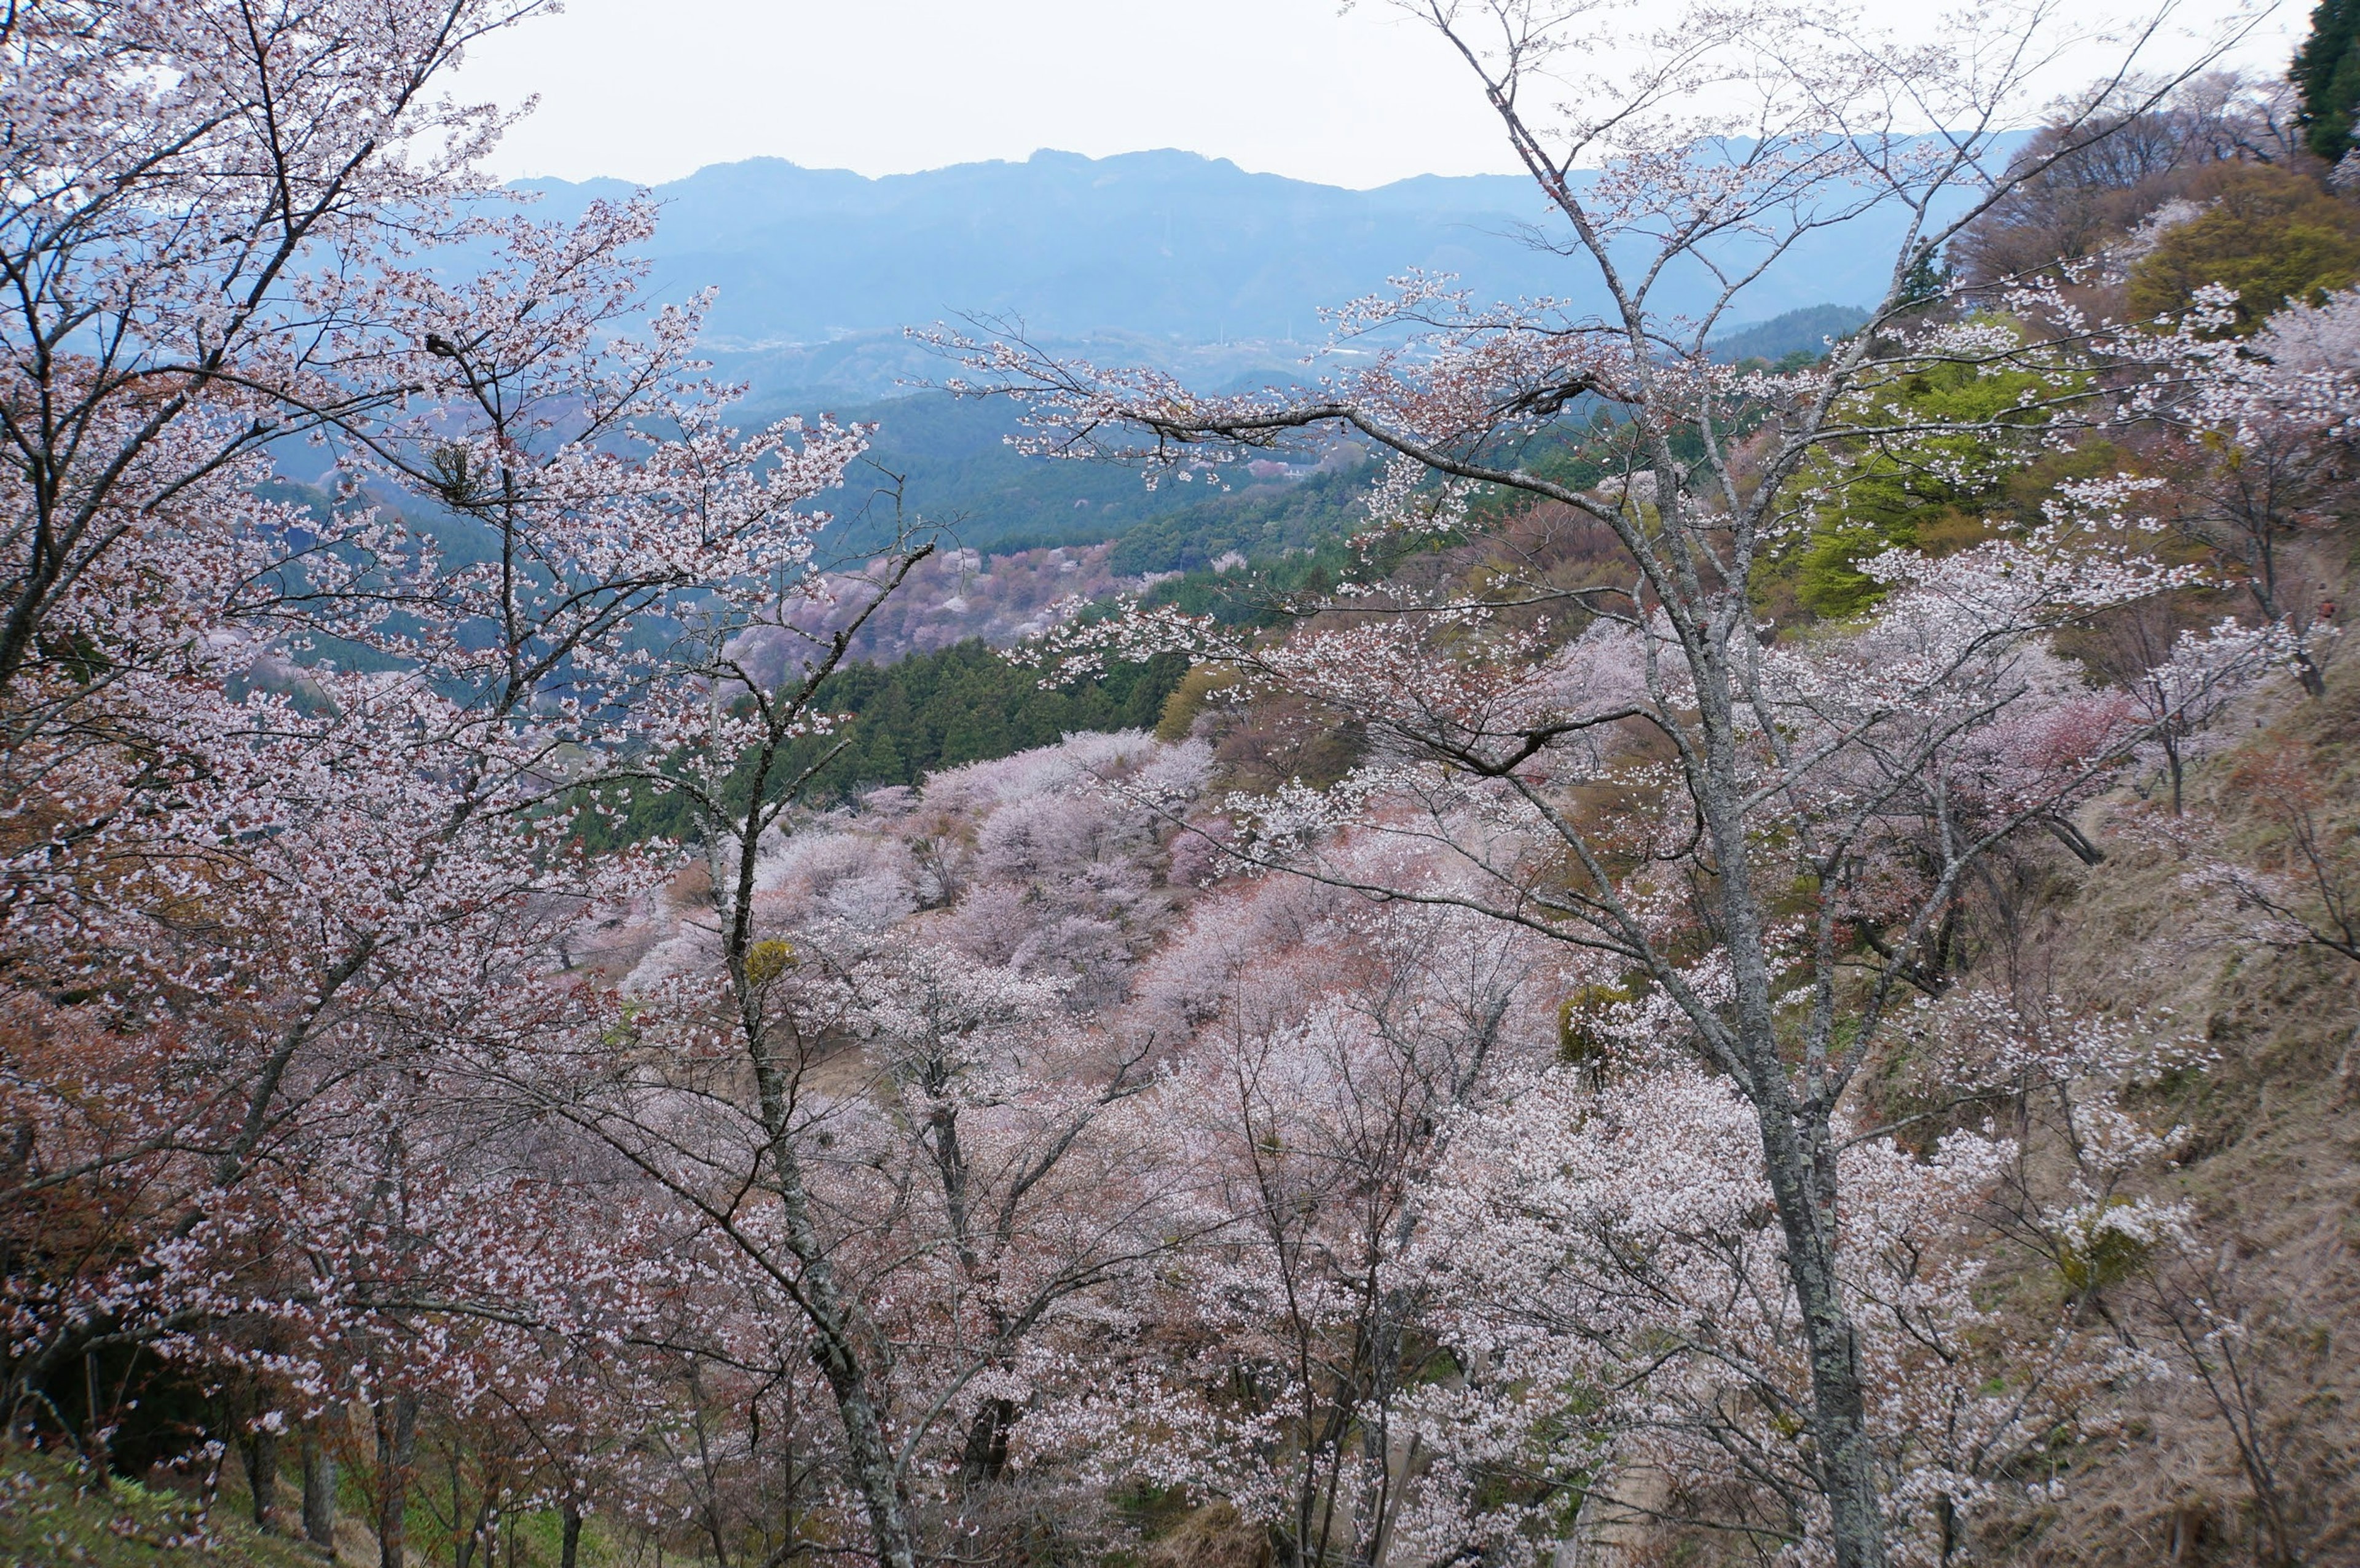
[785,1207,918,1568]
[2044,815,2107,866]
[245,1425,283,1534]
[742,1000,919,1567]
[1698,659,1889,1568]
[752,1086,918,1568]
[957,1398,1015,1491]
[81,1347,111,1482]
[2292,646,2327,699]
[559,1499,582,1568]
[1758,1112,1887,1568]
[302,1421,338,1551]
[373,1392,418,1568]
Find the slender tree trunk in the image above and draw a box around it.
[769,1156,918,1568]
[2291,646,2327,699]
[695,546,934,1568]
[733,928,921,1566]
[373,1392,418,1568]
[1698,657,1889,1568]
[559,1499,582,1568]
[81,1347,111,1483]
[302,1420,339,1551]
[2044,815,2107,865]
[457,1484,498,1568]
[743,1016,918,1568]
[2243,554,2327,699]
[454,1454,487,1568]
[1758,1111,1887,1568]
[245,1425,283,1534]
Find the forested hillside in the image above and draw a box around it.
[4,5,2358,1568]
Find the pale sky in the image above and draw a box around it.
[451,0,2307,191]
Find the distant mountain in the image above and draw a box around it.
[801,389,1208,554]
[515,151,1548,362]
[1710,304,1873,364]
[294,155,1971,609]
[801,296,1869,557]
[511,148,1980,401]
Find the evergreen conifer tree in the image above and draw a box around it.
[2294,0,2360,163]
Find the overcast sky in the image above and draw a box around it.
[451,0,2307,192]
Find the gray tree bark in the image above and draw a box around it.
[372,1392,417,1568]
[301,1420,338,1551]
[243,1424,282,1534]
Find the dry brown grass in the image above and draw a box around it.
[1992,635,2360,1564]
[1133,1502,1272,1568]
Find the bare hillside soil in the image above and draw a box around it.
[2018,643,2360,1563]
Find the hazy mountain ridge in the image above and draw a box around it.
[513,147,1969,399]
[1709,302,1873,363]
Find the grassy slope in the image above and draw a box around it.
[0,1446,616,1568]
[2013,637,2360,1561]
[0,1448,323,1568]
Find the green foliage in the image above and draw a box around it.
[822,643,1186,785]
[2127,163,2360,333]
[1898,245,1951,308]
[584,643,1186,847]
[1785,352,2059,619]
[1139,533,1363,628]
[1109,461,1377,576]
[0,1447,320,1568]
[783,391,1202,556]
[744,938,798,986]
[1559,979,1646,1065]
[2294,0,2360,162]
[1153,662,1238,743]
[2055,1202,2160,1296]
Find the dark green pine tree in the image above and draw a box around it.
[855,730,904,786]
[2294,0,2360,164]
[1898,242,1949,307]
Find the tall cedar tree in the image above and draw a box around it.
[2294,0,2360,161]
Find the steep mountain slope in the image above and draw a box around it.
[2026,654,2360,1564]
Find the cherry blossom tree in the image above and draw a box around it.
[0,211,864,1422]
[1390,993,2190,1566]
[931,6,2265,1563]
[1029,862,1560,1568]
[510,731,1215,1567]
[0,0,536,704]
[0,10,907,1553]
[2149,733,2360,968]
[2166,283,2360,696]
[9,4,2345,1565]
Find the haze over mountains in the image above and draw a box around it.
[514,148,1919,401]
[337,147,1886,573]
[272,150,1895,574]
